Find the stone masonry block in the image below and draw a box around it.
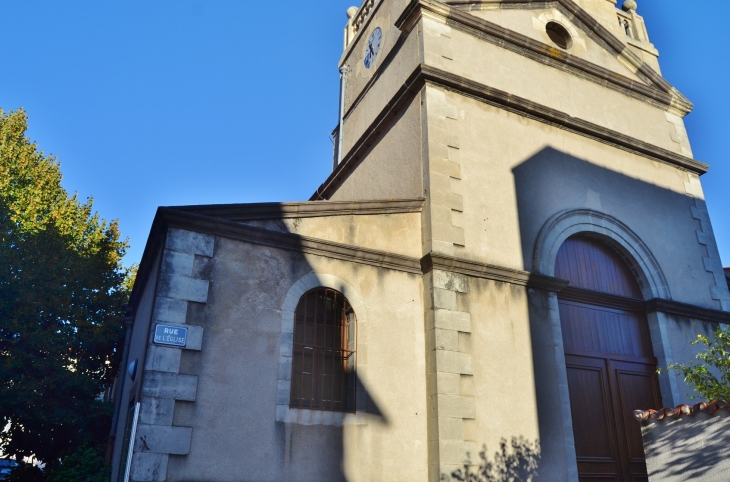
[150,322,204,351]
[160,250,194,277]
[433,270,468,293]
[434,372,461,395]
[139,397,175,426]
[424,17,452,37]
[157,274,209,303]
[446,131,459,149]
[430,101,458,120]
[697,231,713,247]
[432,222,465,246]
[153,297,188,325]
[435,350,473,375]
[142,372,198,401]
[438,416,464,441]
[433,328,459,352]
[431,189,463,211]
[279,333,293,357]
[431,204,457,227]
[433,289,457,311]
[278,356,293,381]
[431,240,456,257]
[430,159,461,179]
[434,309,471,332]
[166,228,214,257]
[437,394,476,419]
[440,440,479,465]
[135,424,192,455]
[144,345,182,373]
[428,138,450,159]
[129,452,168,482]
[431,172,453,191]
[277,380,291,405]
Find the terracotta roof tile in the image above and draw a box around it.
[634,400,730,422]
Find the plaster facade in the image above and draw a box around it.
[112,1,728,481]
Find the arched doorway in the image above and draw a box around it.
[556,235,661,481]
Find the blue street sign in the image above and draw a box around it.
[154,324,188,347]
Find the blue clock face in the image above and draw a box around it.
[363,27,382,69]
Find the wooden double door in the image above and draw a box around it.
[556,237,662,482]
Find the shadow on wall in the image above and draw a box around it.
[511,147,718,480]
[276,373,388,482]
[512,146,703,278]
[440,437,541,482]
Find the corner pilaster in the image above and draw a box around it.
[424,269,476,481]
[422,85,464,257]
[130,228,214,482]
[685,175,730,311]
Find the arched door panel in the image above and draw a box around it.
[556,236,661,482]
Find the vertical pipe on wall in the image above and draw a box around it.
[106,310,134,463]
[335,65,350,170]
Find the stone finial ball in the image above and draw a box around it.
[622,0,637,12]
[346,6,359,19]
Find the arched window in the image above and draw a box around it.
[290,288,356,412]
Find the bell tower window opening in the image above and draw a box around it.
[290,288,356,412]
[619,16,633,38]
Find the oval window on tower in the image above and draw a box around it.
[546,22,573,50]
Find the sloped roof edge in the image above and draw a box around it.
[398,0,692,114]
[168,198,425,221]
[635,400,730,423]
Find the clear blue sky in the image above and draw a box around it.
[0,1,727,267]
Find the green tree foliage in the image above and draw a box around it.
[45,444,111,482]
[667,325,730,402]
[0,109,130,466]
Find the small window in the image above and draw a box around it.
[546,22,573,50]
[290,288,356,412]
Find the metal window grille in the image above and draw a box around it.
[290,288,356,412]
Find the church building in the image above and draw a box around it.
[110,0,730,480]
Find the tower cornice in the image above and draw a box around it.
[395,0,693,116]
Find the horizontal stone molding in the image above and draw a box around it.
[398,0,692,114]
[134,425,193,455]
[647,298,730,324]
[171,198,425,221]
[423,253,570,291]
[312,64,705,201]
[160,208,424,274]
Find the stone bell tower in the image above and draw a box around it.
[312,0,725,480]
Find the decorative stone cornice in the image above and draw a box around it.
[396,0,692,115]
[312,63,706,201]
[159,208,424,275]
[131,207,730,325]
[647,298,730,324]
[421,253,570,291]
[172,198,425,221]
